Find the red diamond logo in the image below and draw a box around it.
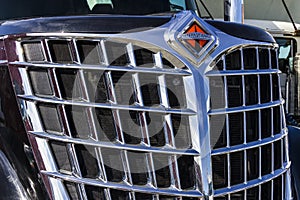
[182,22,212,53]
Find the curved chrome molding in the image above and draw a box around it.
[211,130,288,155]
[10,61,192,76]
[205,69,280,76]
[29,131,200,156]
[41,171,204,198]
[208,100,283,115]
[18,94,196,115]
[213,163,290,197]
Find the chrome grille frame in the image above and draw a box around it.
[1,11,292,199]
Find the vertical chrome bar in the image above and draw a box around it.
[169,155,181,189]
[121,150,133,185]
[127,43,137,67]
[271,180,274,200]
[259,184,261,200]
[44,39,63,99]
[146,153,157,188]
[95,147,108,182]
[104,72,124,143]
[128,42,150,146]
[224,0,244,23]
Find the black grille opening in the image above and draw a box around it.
[133,46,154,67]
[214,196,228,200]
[243,48,257,70]
[172,114,191,149]
[135,193,153,200]
[246,110,259,142]
[274,140,283,170]
[271,49,278,69]
[245,75,258,105]
[210,114,226,149]
[230,151,244,185]
[28,68,53,97]
[65,106,91,139]
[86,70,108,103]
[182,197,202,200]
[110,189,130,200]
[111,71,134,105]
[139,74,160,106]
[75,144,99,178]
[127,151,148,185]
[261,108,272,139]
[64,182,79,200]
[273,106,282,134]
[105,41,129,66]
[165,75,186,108]
[229,113,244,146]
[48,40,74,64]
[247,186,259,200]
[49,141,71,172]
[56,68,83,100]
[261,181,272,200]
[119,110,142,145]
[247,148,259,181]
[38,104,63,133]
[77,40,101,65]
[231,190,244,200]
[261,144,272,176]
[225,50,241,70]
[273,175,283,200]
[178,156,195,189]
[153,154,171,188]
[102,148,124,182]
[160,195,181,200]
[259,48,270,69]
[214,59,224,71]
[227,76,243,108]
[147,112,165,147]
[96,108,117,142]
[22,42,45,62]
[209,76,225,109]
[272,74,280,101]
[212,154,228,189]
[162,57,176,69]
[85,185,105,199]
[260,74,271,103]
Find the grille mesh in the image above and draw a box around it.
[10,36,201,199]
[208,47,288,199]
[6,34,290,199]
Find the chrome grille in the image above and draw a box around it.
[208,46,289,199]
[8,35,202,199]
[4,31,291,199]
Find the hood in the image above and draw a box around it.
[0,15,172,35]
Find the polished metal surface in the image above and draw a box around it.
[3,11,292,199]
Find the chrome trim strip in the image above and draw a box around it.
[0,60,8,64]
[205,69,280,76]
[208,100,283,115]
[41,170,204,197]
[17,95,196,115]
[214,164,290,197]
[211,130,288,155]
[29,131,200,156]
[9,61,192,76]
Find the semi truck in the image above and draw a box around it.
[0,0,294,199]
